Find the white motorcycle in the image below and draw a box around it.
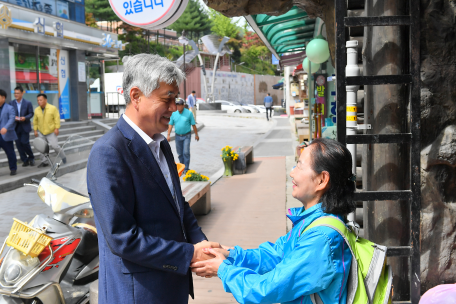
[0,136,98,304]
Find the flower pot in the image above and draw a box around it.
[223,158,233,176]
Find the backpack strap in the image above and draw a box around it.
[303,216,358,304]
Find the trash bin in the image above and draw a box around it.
[289,106,295,115]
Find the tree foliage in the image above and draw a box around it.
[168,0,211,41]
[208,9,241,39]
[85,0,119,21]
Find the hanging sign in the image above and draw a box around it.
[108,0,187,29]
[57,50,71,119]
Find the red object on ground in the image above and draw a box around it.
[289,106,295,115]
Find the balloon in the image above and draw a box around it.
[420,284,456,304]
[306,38,330,64]
[302,57,321,74]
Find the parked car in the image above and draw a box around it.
[253,105,274,115]
[217,100,248,113]
[238,102,260,113]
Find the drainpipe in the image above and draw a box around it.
[345,40,360,222]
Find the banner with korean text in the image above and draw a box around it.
[57,49,70,119]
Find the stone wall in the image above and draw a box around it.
[254,74,283,105]
[205,0,456,294]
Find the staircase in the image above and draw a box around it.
[0,118,118,194]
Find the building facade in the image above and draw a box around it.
[0,2,122,121]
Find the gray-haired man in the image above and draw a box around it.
[87,54,219,304]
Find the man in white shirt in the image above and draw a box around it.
[87,54,220,304]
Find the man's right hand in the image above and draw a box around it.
[34,130,38,137]
[0,128,6,135]
[167,135,171,142]
[192,241,222,263]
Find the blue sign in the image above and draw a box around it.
[272,54,279,65]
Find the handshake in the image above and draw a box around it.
[191,241,232,278]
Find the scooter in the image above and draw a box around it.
[0,136,98,304]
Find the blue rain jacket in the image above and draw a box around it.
[217,203,352,304]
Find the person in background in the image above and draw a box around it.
[167,98,199,174]
[264,93,273,121]
[0,89,18,176]
[187,90,197,124]
[33,94,66,167]
[10,86,35,167]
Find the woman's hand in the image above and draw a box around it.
[190,248,227,278]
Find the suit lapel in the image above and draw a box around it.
[117,118,180,217]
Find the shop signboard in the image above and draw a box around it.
[49,48,58,77]
[109,0,188,30]
[57,49,70,119]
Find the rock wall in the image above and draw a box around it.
[205,0,456,294]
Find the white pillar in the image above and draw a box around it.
[346,40,360,222]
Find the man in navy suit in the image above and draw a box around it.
[0,89,18,175]
[10,86,35,166]
[87,54,219,304]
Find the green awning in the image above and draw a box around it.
[245,7,316,60]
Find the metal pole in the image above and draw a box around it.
[183,44,186,98]
[147,30,150,53]
[197,54,208,101]
[209,53,220,102]
[345,40,359,222]
[308,58,313,141]
[35,46,40,90]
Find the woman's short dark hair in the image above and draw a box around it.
[308,138,356,215]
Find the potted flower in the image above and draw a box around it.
[221,146,239,177]
[183,170,209,182]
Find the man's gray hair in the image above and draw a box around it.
[122,54,185,104]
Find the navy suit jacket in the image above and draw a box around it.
[0,103,18,142]
[87,117,206,304]
[10,98,34,133]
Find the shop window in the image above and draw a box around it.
[56,0,69,19]
[8,44,59,109]
[75,4,85,23]
[7,0,57,16]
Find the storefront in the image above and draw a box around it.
[0,2,123,120]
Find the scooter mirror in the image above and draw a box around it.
[33,137,50,154]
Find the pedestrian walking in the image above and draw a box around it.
[0,89,18,176]
[87,54,218,304]
[264,93,273,121]
[10,86,35,167]
[167,98,199,173]
[33,94,66,167]
[187,90,197,123]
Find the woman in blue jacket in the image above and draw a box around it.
[191,138,357,304]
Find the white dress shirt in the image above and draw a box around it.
[122,114,180,215]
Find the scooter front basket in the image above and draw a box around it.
[6,218,52,257]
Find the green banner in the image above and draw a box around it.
[15,53,49,71]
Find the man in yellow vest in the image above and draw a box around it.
[33,94,66,167]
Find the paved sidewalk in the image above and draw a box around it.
[190,156,287,304]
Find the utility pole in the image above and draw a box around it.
[182,30,186,98]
